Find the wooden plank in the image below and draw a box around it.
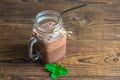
[0,0,120,21]
[0,41,118,60]
[0,39,120,59]
[0,24,120,43]
[0,0,120,4]
[1,75,120,80]
[0,52,120,77]
[0,39,120,55]
[0,24,120,41]
[69,0,120,4]
[0,24,120,53]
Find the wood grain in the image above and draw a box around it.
[0,0,120,80]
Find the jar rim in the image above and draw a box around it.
[35,10,60,23]
[34,10,63,29]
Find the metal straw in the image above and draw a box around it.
[56,4,87,24]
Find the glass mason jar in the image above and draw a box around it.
[28,10,66,63]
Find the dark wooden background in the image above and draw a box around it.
[0,0,120,80]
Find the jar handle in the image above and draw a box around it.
[28,37,39,60]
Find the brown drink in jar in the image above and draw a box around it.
[32,21,66,63]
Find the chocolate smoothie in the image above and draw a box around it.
[32,21,66,63]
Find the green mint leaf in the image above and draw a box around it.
[56,64,69,76]
[51,73,58,79]
[45,64,69,79]
[45,64,56,73]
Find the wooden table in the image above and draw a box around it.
[0,0,120,80]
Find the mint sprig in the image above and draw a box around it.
[45,63,69,79]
